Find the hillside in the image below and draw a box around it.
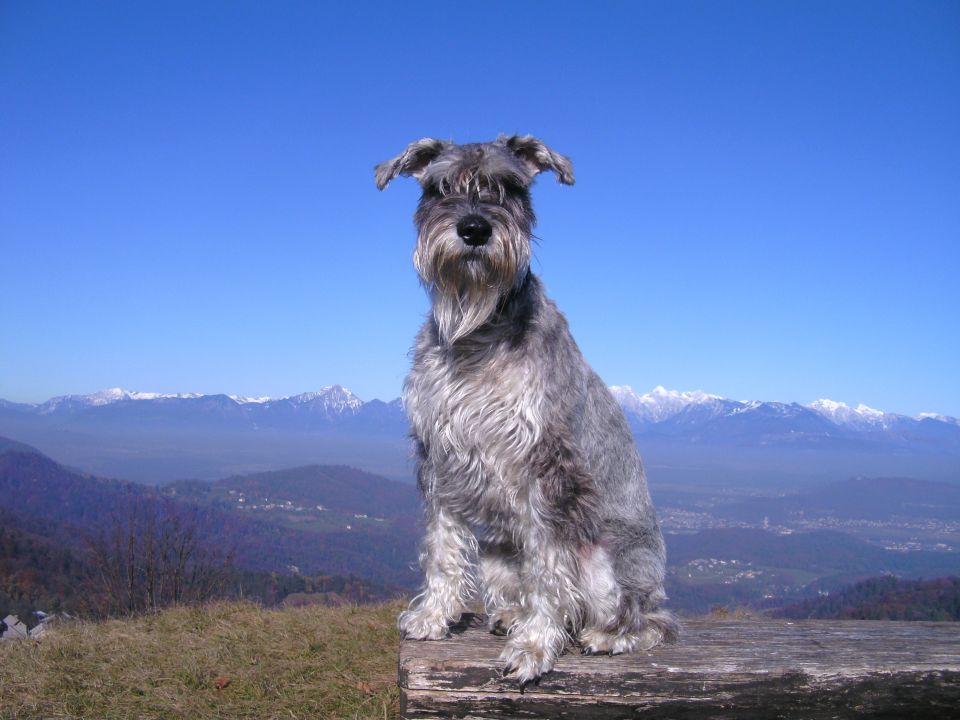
[4,435,959,618]
[164,465,422,586]
[775,575,960,620]
[0,507,88,620]
[664,528,960,613]
[0,435,39,454]
[721,476,960,524]
[0,600,403,720]
[167,463,420,531]
[654,474,960,556]
[666,528,959,575]
[0,446,421,589]
[216,464,420,517]
[0,443,411,621]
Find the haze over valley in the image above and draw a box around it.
[2,382,957,616]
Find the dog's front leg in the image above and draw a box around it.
[499,523,581,685]
[399,500,476,640]
[500,441,596,685]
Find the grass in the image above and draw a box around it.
[0,600,405,720]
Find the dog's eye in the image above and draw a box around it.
[500,179,526,197]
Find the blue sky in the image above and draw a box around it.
[1,1,957,416]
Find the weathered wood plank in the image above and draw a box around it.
[399,614,960,719]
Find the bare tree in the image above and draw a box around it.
[84,494,233,616]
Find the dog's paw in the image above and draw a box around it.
[398,609,449,641]
[579,626,664,655]
[488,607,520,636]
[500,639,556,686]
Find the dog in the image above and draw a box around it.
[376,135,677,685]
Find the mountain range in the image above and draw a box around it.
[610,385,960,443]
[6,383,957,435]
[1,385,403,433]
[0,385,957,485]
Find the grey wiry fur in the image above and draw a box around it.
[376,135,678,685]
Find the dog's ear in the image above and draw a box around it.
[504,135,575,185]
[375,138,448,190]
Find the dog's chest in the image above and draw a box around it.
[406,342,544,516]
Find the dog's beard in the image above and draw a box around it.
[415,227,528,344]
[431,261,507,344]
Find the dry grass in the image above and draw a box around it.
[0,600,404,720]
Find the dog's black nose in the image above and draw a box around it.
[457,215,492,247]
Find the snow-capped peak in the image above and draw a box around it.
[85,388,131,405]
[31,385,366,413]
[39,388,202,412]
[288,385,363,413]
[917,412,960,426]
[229,395,273,404]
[808,398,889,428]
[127,390,203,402]
[809,398,847,414]
[610,385,725,422]
[854,403,884,419]
[17,385,956,429]
[730,400,763,414]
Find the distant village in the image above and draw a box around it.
[659,506,958,553]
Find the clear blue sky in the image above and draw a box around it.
[1,1,957,416]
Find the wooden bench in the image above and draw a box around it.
[399,614,960,718]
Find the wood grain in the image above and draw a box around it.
[399,614,960,719]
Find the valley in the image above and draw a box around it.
[2,433,958,619]
[1,383,958,620]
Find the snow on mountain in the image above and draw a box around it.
[917,413,960,426]
[37,388,203,413]
[608,387,959,438]
[609,385,729,423]
[287,385,363,414]
[808,398,892,429]
[30,385,365,414]
[229,395,273,404]
[9,385,958,432]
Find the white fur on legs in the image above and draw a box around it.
[500,606,569,684]
[399,506,477,640]
[577,544,626,653]
[579,545,620,623]
[500,520,583,684]
[480,549,522,634]
[579,625,665,655]
[575,544,673,654]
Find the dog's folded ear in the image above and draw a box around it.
[375,139,449,190]
[503,135,575,186]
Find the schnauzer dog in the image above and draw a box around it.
[376,135,677,685]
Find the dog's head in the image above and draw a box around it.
[376,136,574,343]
